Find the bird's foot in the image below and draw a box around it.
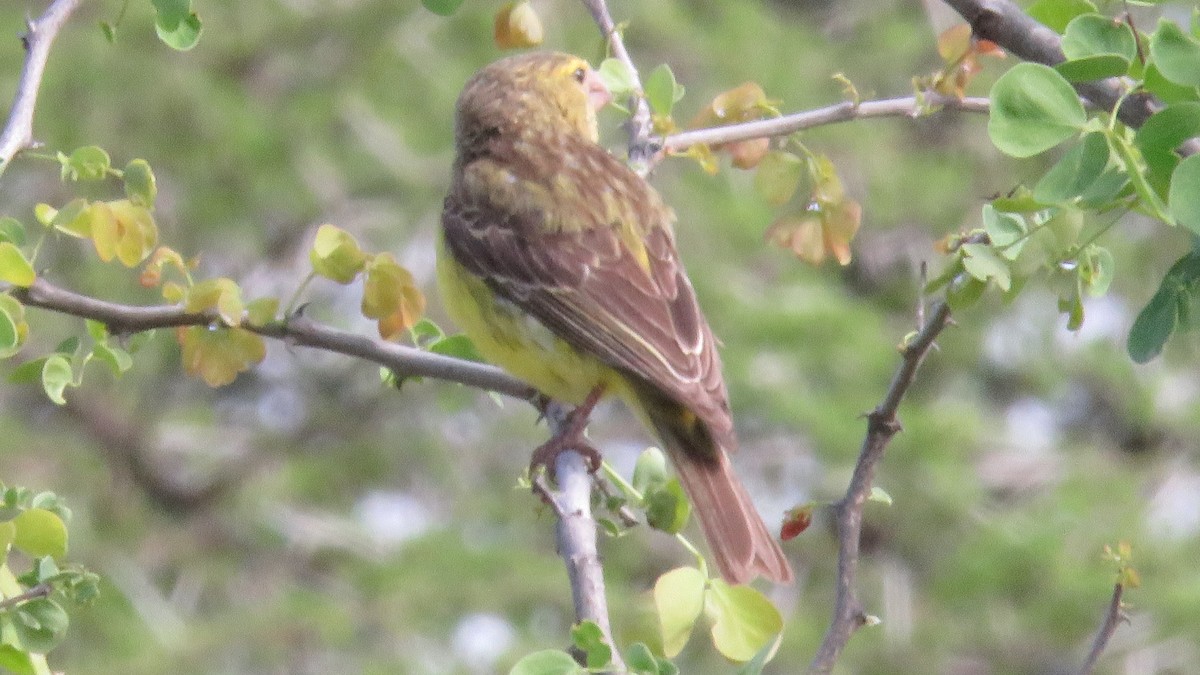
[529,386,606,480]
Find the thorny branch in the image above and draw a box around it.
[808,302,954,674]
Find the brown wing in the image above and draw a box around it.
[442,136,733,448]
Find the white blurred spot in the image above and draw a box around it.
[354,490,436,548]
[452,612,517,673]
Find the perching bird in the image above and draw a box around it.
[437,51,793,585]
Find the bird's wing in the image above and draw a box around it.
[443,140,733,443]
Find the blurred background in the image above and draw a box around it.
[1,0,1198,673]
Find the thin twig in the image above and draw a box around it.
[0,0,82,177]
[579,0,655,174]
[10,277,534,400]
[808,302,954,674]
[1078,583,1127,675]
[663,95,989,153]
[0,582,52,611]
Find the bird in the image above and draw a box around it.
[437,51,792,585]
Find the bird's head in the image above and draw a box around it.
[454,52,611,150]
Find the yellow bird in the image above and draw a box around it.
[438,52,792,585]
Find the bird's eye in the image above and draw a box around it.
[572,67,587,83]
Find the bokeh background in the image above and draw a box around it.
[2,0,1199,673]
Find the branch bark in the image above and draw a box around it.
[1078,583,1126,675]
[808,302,954,674]
[579,0,656,173]
[663,95,989,154]
[0,0,81,177]
[10,276,535,400]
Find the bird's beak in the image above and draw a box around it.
[584,68,611,112]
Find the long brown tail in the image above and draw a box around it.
[664,438,794,584]
[638,388,793,585]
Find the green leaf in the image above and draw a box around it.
[1080,245,1114,297]
[644,63,684,117]
[946,274,987,310]
[1128,283,1178,363]
[0,307,17,356]
[961,242,1012,291]
[0,643,36,675]
[1135,103,1200,156]
[1143,63,1200,104]
[988,63,1087,158]
[0,243,35,287]
[152,0,202,51]
[1026,0,1096,33]
[11,509,67,558]
[122,159,157,206]
[597,58,637,99]
[982,204,1027,260]
[1168,154,1200,235]
[0,217,26,246]
[12,598,69,654]
[1127,251,1200,362]
[632,446,668,495]
[507,650,585,675]
[421,0,465,15]
[1149,19,1200,87]
[61,146,110,181]
[570,621,612,670]
[428,334,482,362]
[49,198,90,238]
[645,479,691,534]
[1061,14,1136,62]
[92,343,133,376]
[1055,55,1130,82]
[1032,131,1111,204]
[868,486,894,506]
[40,355,73,405]
[705,580,783,663]
[655,566,706,657]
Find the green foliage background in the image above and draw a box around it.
[2,0,1199,672]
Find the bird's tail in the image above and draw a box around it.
[640,394,793,585]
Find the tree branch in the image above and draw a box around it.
[579,0,656,173]
[662,95,989,154]
[941,0,1200,157]
[1078,583,1127,675]
[0,582,51,611]
[0,0,81,177]
[808,301,954,674]
[10,277,535,400]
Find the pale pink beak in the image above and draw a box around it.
[584,68,611,112]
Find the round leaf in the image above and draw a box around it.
[0,217,26,246]
[40,355,73,405]
[1168,154,1200,235]
[1061,14,1136,62]
[309,224,367,284]
[1025,0,1097,33]
[12,508,68,558]
[1032,132,1111,204]
[704,580,783,663]
[1135,103,1200,156]
[123,159,158,206]
[1055,55,1130,83]
[988,63,1087,158]
[654,566,706,657]
[0,243,35,287]
[1149,19,1200,87]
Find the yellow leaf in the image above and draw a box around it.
[176,326,266,387]
[765,212,826,265]
[107,199,158,267]
[494,1,543,49]
[705,580,783,663]
[362,252,426,340]
[0,242,36,287]
[309,224,367,284]
[655,567,706,657]
[89,201,118,261]
[186,278,245,326]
